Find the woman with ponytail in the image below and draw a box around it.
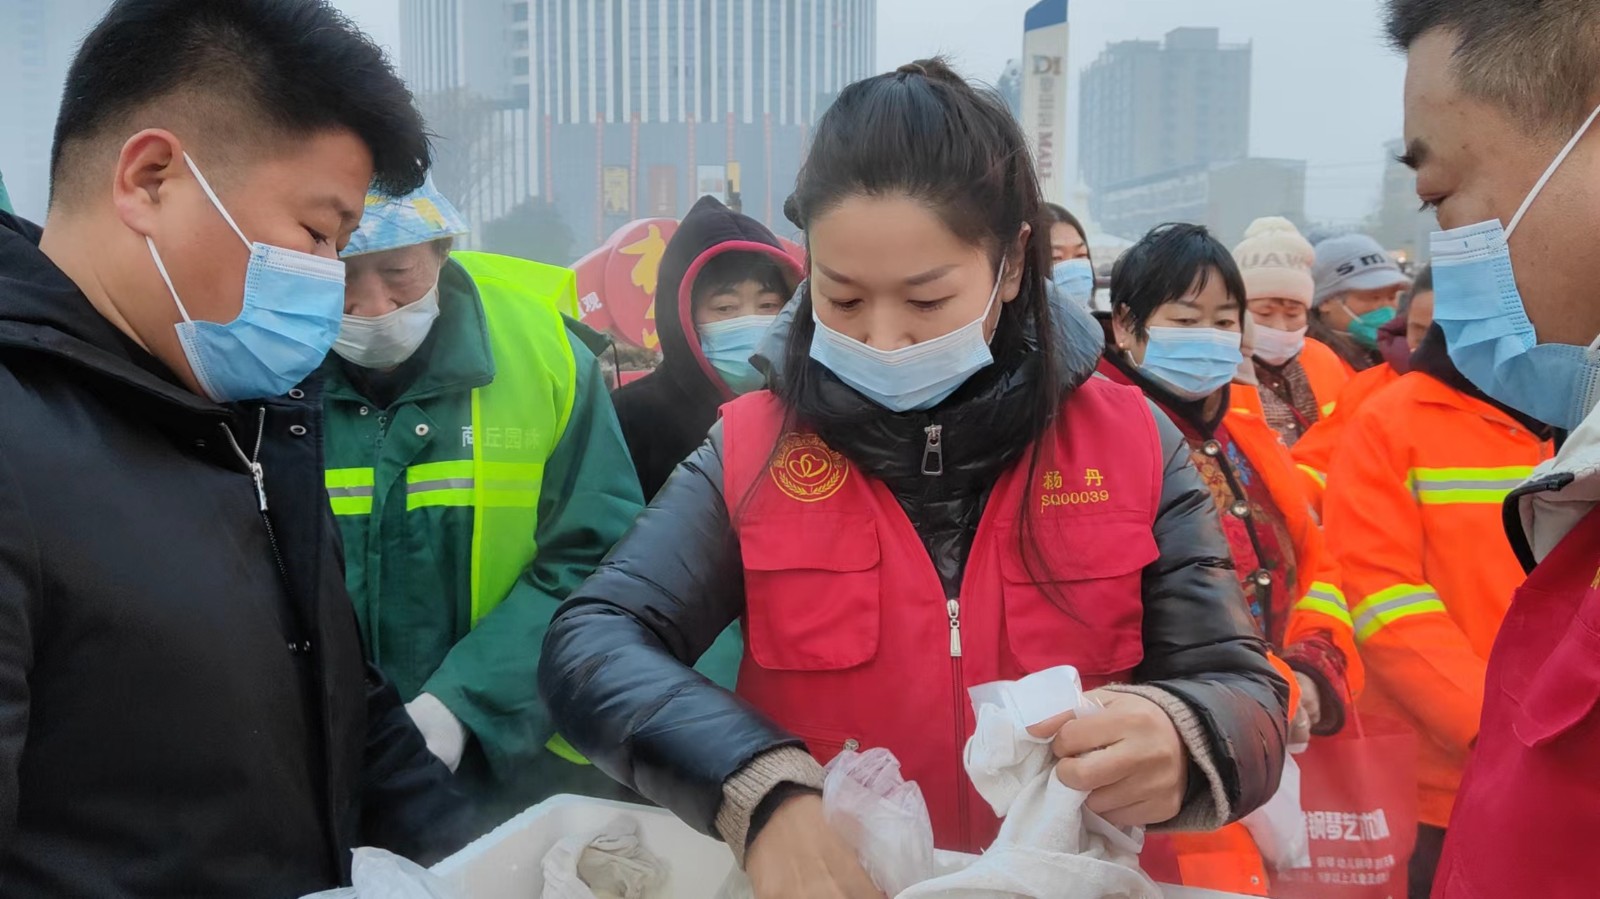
[540,60,1287,898]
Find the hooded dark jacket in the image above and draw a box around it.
[0,213,475,897]
[611,196,801,501]
[540,288,1288,848]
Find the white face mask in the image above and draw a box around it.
[333,283,442,370]
[1251,323,1308,366]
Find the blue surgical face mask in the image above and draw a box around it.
[1137,326,1244,401]
[1051,258,1095,309]
[146,153,346,403]
[1432,102,1600,431]
[809,260,1005,412]
[699,314,777,395]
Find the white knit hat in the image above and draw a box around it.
[1232,217,1315,307]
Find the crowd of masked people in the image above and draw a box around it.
[0,1,1593,899]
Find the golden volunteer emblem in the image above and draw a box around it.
[771,433,849,502]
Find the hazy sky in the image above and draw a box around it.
[0,1,1402,224]
[333,0,1407,226]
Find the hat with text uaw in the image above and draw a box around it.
[341,174,470,258]
[1232,217,1316,307]
[1312,232,1410,305]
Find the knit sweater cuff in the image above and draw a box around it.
[716,746,827,866]
[1099,683,1232,832]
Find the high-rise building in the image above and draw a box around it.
[1079,27,1251,204]
[400,0,877,255]
[0,0,106,219]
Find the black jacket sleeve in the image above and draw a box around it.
[540,412,1290,838]
[357,663,481,865]
[1135,405,1290,822]
[539,425,802,838]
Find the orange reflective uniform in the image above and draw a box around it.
[1323,372,1552,827]
[1163,405,1362,897]
[1291,362,1402,516]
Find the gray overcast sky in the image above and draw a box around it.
[333,0,1407,226]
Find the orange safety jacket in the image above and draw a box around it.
[1290,362,1402,516]
[1238,339,1354,507]
[1236,337,1354,424]
[1323,372,1552,827]
[1160,404,1363,897]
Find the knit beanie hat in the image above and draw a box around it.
[1231,217,1315,307]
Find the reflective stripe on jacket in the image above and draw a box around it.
[1323,372,1550,827]
[1225,406,1363,703]
[321,253,653,812]
[1434,422,1600,898]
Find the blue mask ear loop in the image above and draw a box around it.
[147,153,256,325]
[1502,103,1600,355]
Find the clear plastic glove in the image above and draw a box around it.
[821,749,939,896]
[405,693,467,773]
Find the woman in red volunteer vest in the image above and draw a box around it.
[540,59,1288,898]
[1095,225,1363,895]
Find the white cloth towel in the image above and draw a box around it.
[898,666,1163,899]
[540,816,668,899]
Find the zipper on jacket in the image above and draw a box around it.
[949,621,971,848]
[946,598,963,657]
[221,408,308,655]
[922,424,945,476]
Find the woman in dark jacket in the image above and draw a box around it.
[612,196,803,501]
[540,59,1287,899]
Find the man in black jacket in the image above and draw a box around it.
[0,2,474,895]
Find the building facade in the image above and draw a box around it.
[0,0,107,219]
[1079,27,1251,222]
[1097,157,1306,248]
[400,0,877,256]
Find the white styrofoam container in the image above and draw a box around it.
[426,795,1259,899]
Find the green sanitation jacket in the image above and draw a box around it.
[320,251,738,819]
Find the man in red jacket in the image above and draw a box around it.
[1387,1,1600,896]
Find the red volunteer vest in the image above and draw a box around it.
[721,378,1165,853]
[1433,504,1600,899]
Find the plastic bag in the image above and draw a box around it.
[1239,752,1311,870]
[716,748,942,899]
[300,848,462,899]
[821,748,943,896]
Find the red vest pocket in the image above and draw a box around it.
[741,512,881,671]
[998,516,1157,676]
[1511,609,1600,748]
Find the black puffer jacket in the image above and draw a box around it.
[0,213,476,896]
[540,290,1287,843]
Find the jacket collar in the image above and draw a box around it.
[0,211,227,424]
[1410,324,1552,437]
[320,257,494,405]
[1518,403,1600,565]
[749,281,1102,491]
